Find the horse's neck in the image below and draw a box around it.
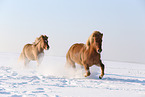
[88,45,97,55]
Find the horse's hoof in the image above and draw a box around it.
[84,74,88,77]
[84,74,87,77]
[99,76,102,79]
[84,72,91,77]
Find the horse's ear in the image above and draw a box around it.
[40,35,44,38]
[38,35,43,40]
[44,35,48,39]
[101,33,103,38]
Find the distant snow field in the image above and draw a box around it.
[0,53,145,97]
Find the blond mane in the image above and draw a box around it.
[33,35,43,45]
[86,31,101,49]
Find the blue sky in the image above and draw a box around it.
[0,0,145,63]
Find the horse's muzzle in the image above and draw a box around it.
[47,45,50,50]
[97,49,102,54]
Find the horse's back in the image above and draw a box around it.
[67,43,84,54]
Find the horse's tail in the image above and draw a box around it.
[17,52,24,64]
[19,52,23,60]
[65,51,69,67]
[18,47,25,63]
[65,47,75,68]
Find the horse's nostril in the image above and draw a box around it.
[98,49,102,53]
[98,50,100,53]
[47,46,50,50]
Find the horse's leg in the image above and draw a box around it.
[83,64,91,77]
[80,65,84,69]
[24,58,30,67]
[36,60,40,67]
[99,60,105,79]
[37,53,44,66]
[66,58,76,68]
[37,58,42,66]
[65,54,76,68]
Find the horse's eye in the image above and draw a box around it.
[45,40,48,43]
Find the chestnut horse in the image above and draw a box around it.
[66,31,104,79]
[19,35,50,66]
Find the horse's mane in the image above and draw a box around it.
[33,35,48,46]
[86,31,102,49]
[33,35,43,45]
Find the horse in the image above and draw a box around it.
[66,31,105,79]
[19,35,50,66]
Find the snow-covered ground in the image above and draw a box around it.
[0,53,145,97]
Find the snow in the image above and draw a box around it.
[0,52,145,97]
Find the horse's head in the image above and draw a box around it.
[35,35,49,50]
[41,35,50,50]
[88,31,103,53]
